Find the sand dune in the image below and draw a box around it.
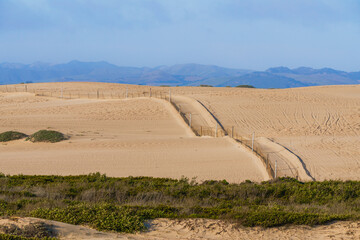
[182,85,360,181]
[1,82,360,239]
[0,91,267,182]
[0,82,359,181]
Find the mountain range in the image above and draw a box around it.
[0,60,359,88]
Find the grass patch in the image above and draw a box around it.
[0,174,359,233]
[26,130,66,143]
[0,132,27,142]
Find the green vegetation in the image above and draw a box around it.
[1,174,360,233]
[26,130,66,143]
[199,84,213,87]
[235,85,255,88]
[0,132,27,142]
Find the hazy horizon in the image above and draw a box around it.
[1,0,360,71]
[1,59,360,73]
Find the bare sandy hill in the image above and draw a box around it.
[1,82,359,181]
[172,85,359,181]
[0,90,267,182]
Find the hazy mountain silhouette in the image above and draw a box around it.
[0,61,359,88]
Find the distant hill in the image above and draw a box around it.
[0,61,359,88]
[265,67,359,86]
[221,72,307,88]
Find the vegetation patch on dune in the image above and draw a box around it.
[0,131,28,142]
[26,130,66,143]
[0,173,359,233]
[235,85,255,88]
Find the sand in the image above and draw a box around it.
[0,91,267,182]
[1,82,359,181]
[170,84,360,181]
[2,217,360,240]
[0,82,360,238]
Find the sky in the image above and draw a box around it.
[0,0,360,71]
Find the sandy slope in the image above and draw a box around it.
[0,92,267,182]
[180,85,360,181]
[0,82,359,181]
[2,217,360,240]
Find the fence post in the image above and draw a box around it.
[97,89,99,99]
[25,85,27,92]
[150,88,152,97]
[231,126,234,138]
[200,126,203,136]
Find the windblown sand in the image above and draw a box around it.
[0,91,267,182]
[0,83,360,239]
[1,83,359,181]
[186,85,360,181]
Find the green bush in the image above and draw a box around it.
[26,130,66,143]
[0,131,27,142]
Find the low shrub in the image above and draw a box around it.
[31,204,145,233]
[0,132,27,142]
[26,131,66,143]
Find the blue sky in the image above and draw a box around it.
[0,0,360,71]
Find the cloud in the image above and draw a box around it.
[0,0,359,71]
[1,0,359,31]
